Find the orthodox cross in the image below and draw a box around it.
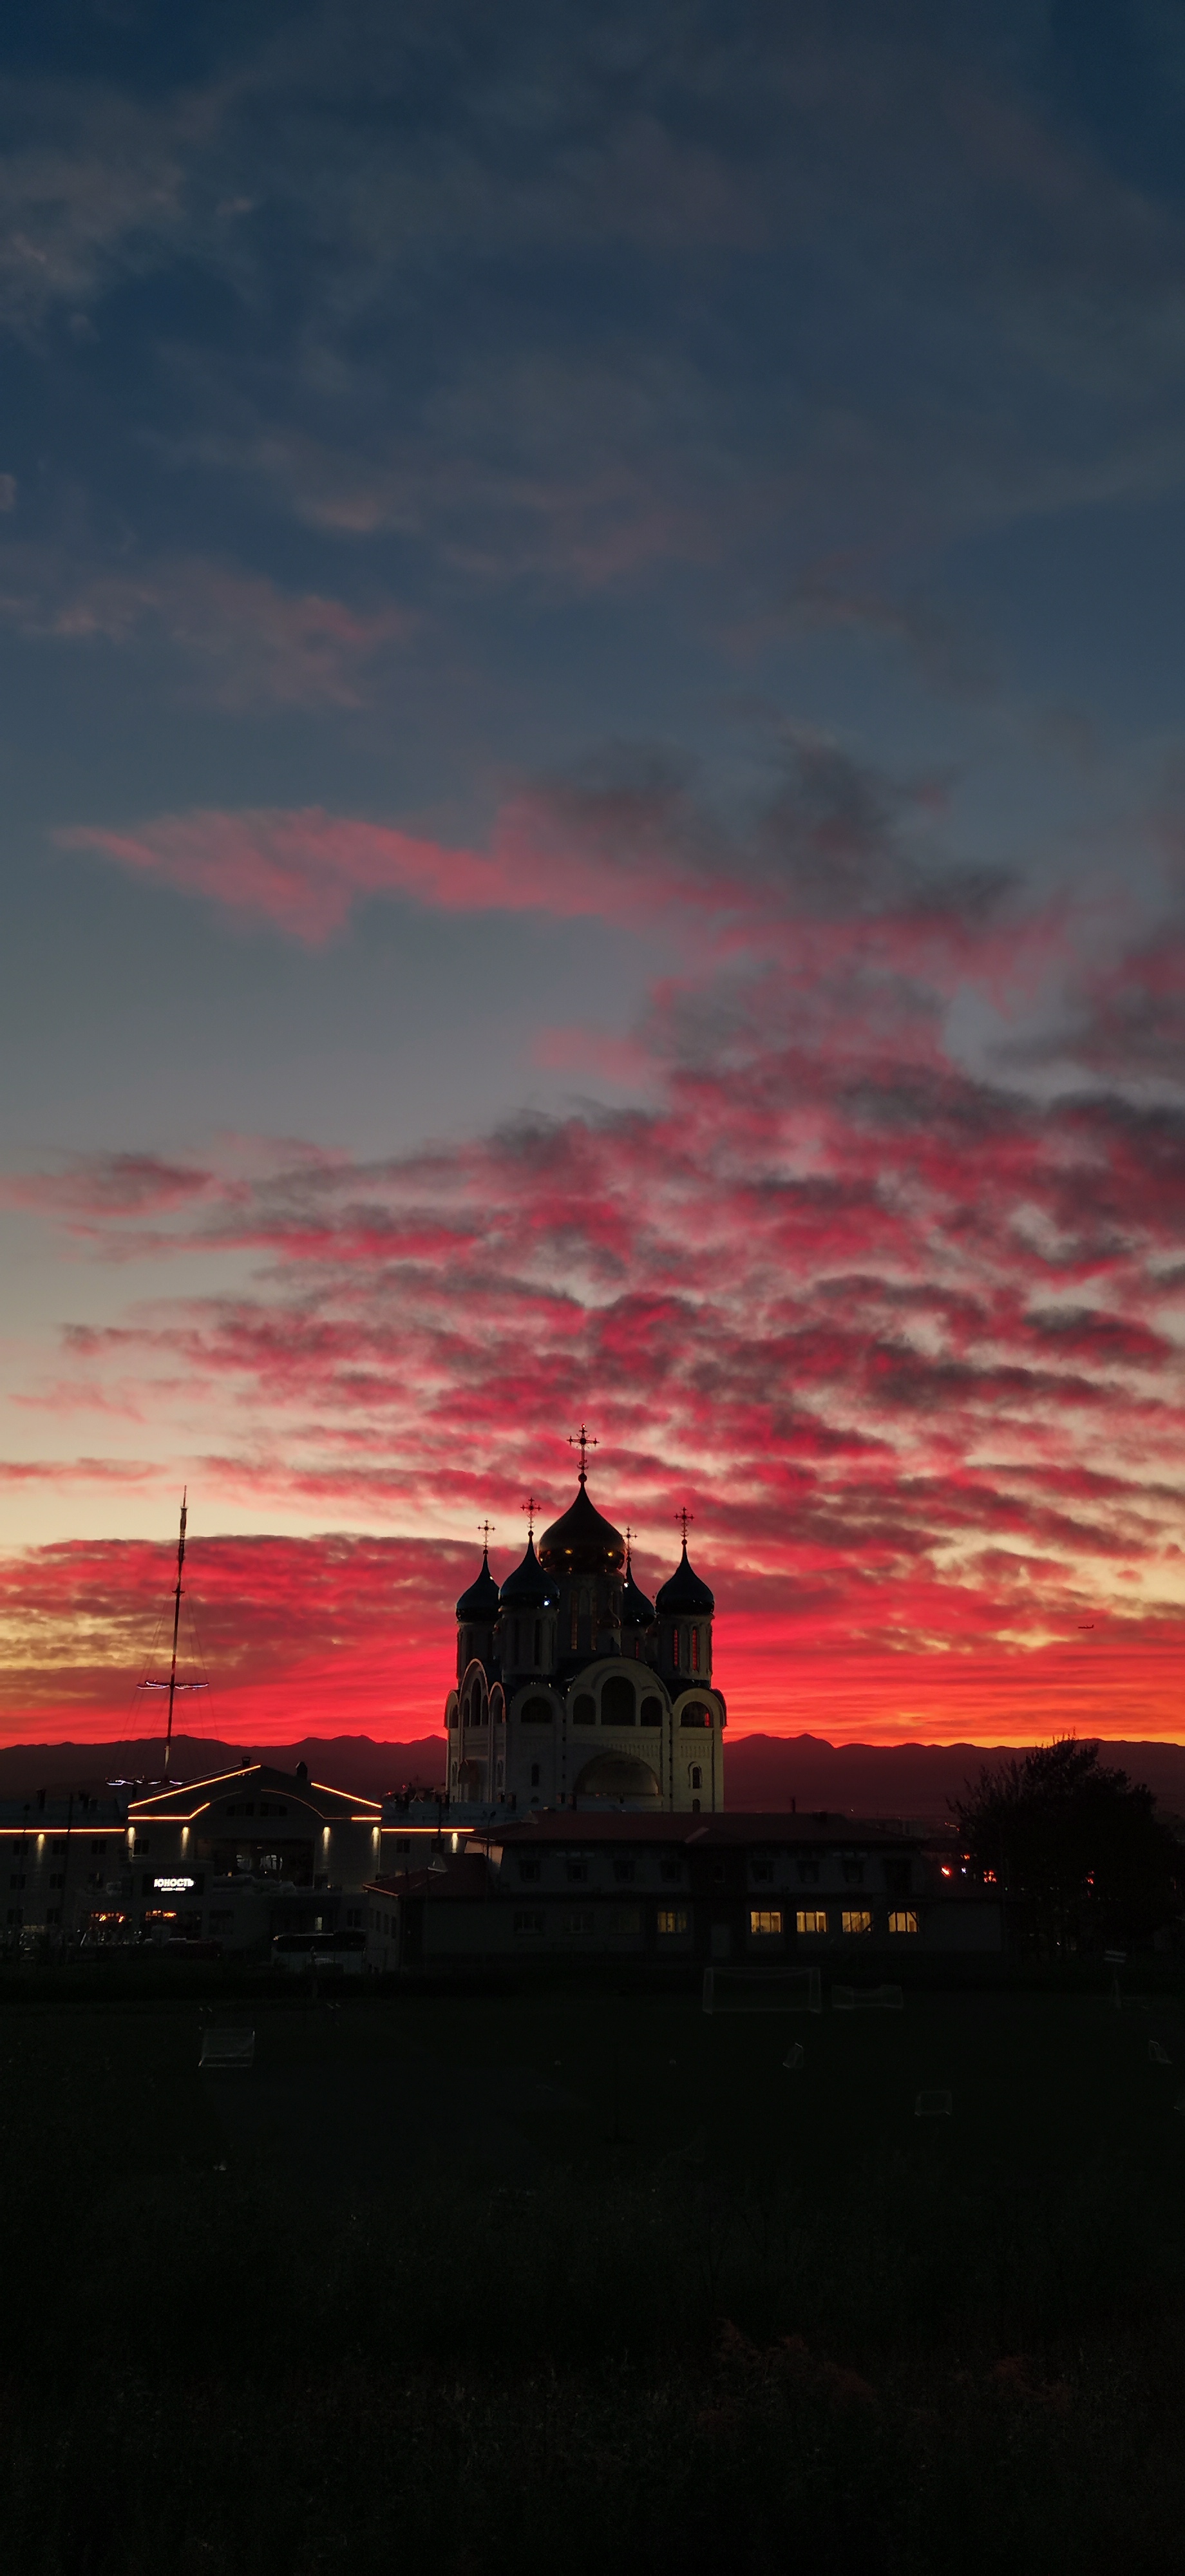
[624,1522,633,1567]
[568,1424,598,1484]
[676,1506,694,1548]
[522,1495,540,1540]
[479,1518,495,1557]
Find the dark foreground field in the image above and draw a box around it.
[4,1971,1185,2574]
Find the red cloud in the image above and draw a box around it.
[10,786,1185,1750]
[57,802,685,946]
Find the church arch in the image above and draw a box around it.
[600,1675,635,1727]
[574,1754,661,1803]
[520,1694,553,1725]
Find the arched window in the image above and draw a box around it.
[671,1628,680,1669]
[521,1695,553,1725]
[530,1763,540,1789]
[691,1626,700,1673]
[573,1693,596,1725]
[640,1696,662,1727]
[690,1765,703,1789]
[601,1676,635,1727]
[680,1701,710,1728]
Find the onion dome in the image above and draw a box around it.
[620,1558,655,1627]
[538,1481,625,1575]
[656,1541,714,1616]
[455,1549,500,1622]
[499,1535,554,1608]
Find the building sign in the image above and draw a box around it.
[153,1875,195,1892]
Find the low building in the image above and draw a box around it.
[363,1810,1003,1973]
[1,1790,127,1944]
[114,1761,383,1952]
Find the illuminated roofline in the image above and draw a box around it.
[129,1761,262,1811]
[127,1799,211,1823]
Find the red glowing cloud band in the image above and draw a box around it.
[6,762,1185,1748]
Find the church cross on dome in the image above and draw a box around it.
[676,1506,694,1548]
[479,1518,495,1557]
[624,1522,633,1566]
[568,1424,599,1485]
[522,1495,540,1539]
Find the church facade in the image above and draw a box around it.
[445,1462,725,1814]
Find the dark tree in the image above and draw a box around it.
[954,1738,1183,1955]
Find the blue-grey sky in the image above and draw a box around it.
[5,1,1185,1745]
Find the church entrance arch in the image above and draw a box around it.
[574,1754,661,1803]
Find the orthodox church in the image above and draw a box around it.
[445,1438,725,1812]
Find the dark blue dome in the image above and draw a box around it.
[620,1561,655,1626]
[455,1552,500,1621]
[656,1543,714,1616]
[539,1481,624,1573]
[499,1535,553,1607]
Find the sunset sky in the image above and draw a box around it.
[4,1,1185,1749]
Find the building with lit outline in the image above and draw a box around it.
[446,1437,725,1814]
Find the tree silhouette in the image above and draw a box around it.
[954,1739,1182,1956]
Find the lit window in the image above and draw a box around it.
[657,1907,689,1936]
[842,1909,873,1936]
[513,1909,545,1937]
[888,1909,919,1936]
[796,1908,828,1935]
[749,1908,783,1937]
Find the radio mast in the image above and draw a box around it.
[164,1489,187,1777]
